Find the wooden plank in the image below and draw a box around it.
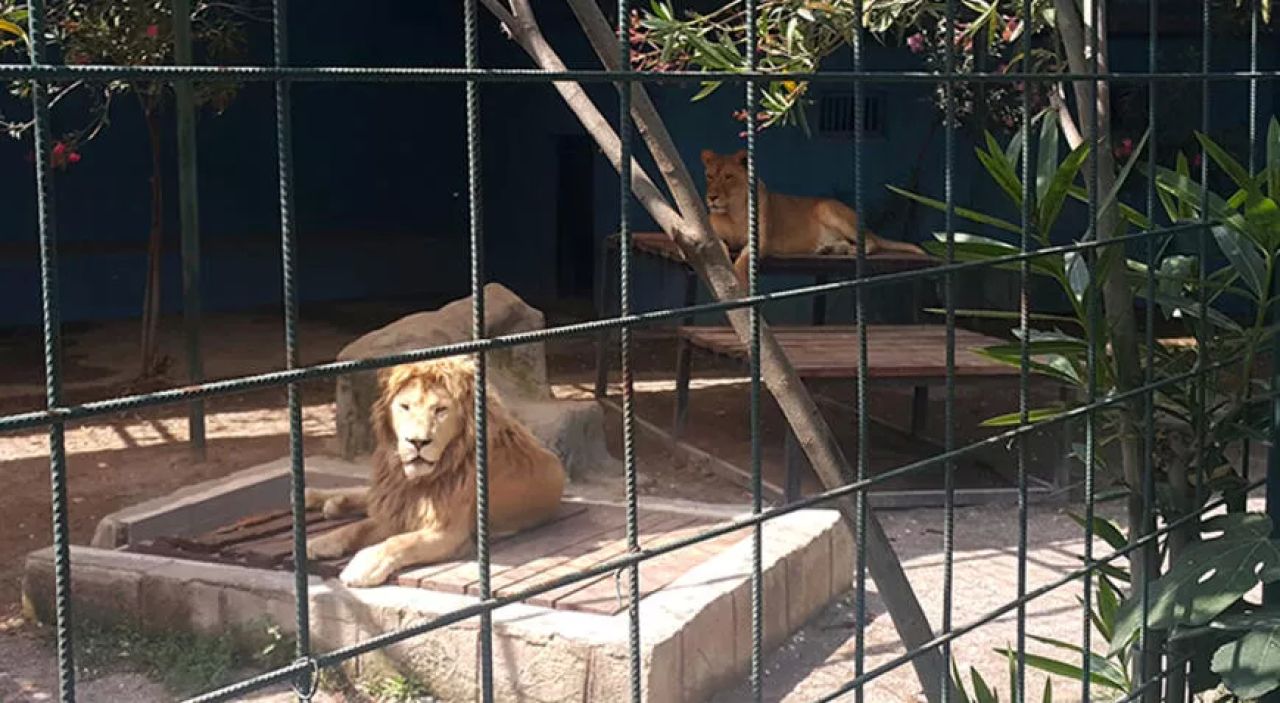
[485,511,697,600]
[551,521,752,615]
[416,504,627,594]
[393,502,591,588]
[675,324,1021,379]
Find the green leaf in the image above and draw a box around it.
[1039,142,1091,234]
[690,81,721,101]
[1267,117,1280,200]
[1211,225,1268,300]
[1066,513,1128,552]
[1110,513,1280,655]
[953,659,973,703]
[1098,128,1150,232]
[1067,185,1152,229]
[922,234,1063,281]
[999,643,1128,691]
[1211,617,1280,700]
[1197,131,1257,195]
[1036,109,1060,203]
[971,666,998,703]
[977,132,1024,208]
[1041,677,1052,703]
[1064,251,1089,302]
[921,308,1083,327]
[1005,122,1025,173]
[1097,575,1119,641]
[980,406,1068,427]
[0,18,25,43]
[975,346,1083,387]
[1133,288,1243,333]
[887,185,1024,234]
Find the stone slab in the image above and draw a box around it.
[33,456,846,702]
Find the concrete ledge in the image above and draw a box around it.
[35,455,852,702]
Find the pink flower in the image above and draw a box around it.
[1114,138,1134,160]
[906,33,925,54]
[51,142,66,158]
[1191,153,1203,168]
[67,152,81,164]
[1002,18,1022,42]
[146,24,159,38]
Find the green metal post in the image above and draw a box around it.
[172,0,206,458]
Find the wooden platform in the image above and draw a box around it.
[620,231,937,273]
[676,325,1020,381]
[125,501,748,616]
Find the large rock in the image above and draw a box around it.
[335,283,621,481]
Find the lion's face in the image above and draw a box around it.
[386,377,465,481]
[701,148,749,217]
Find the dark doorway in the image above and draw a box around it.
[555,135,596,299]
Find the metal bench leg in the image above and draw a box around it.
[594,237,612,399]
[671,267,699,440]
[1054,384,1076,494]
[784,427,806,504]
[910,385,929,436]
[672,336,692,439]
[812,274,828,326]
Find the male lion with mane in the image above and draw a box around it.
[701,148,927,285]
[304,356,566,587]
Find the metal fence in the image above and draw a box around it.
[2,0,1278,701]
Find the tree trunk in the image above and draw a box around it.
[483,2,955,700]
[139,101,166,379]
[1052,0,1160,700]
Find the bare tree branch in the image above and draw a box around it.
[484,1,952,700]
[1050,83,1084,149]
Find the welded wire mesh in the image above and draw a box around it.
[4,0,1277,702]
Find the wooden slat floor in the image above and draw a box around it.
[677,325,1021,379]
[126,501,749,616]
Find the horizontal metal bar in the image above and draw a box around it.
[1,63,1280,84]
[183,350,1248,703]
[184,458,1262,703]
[814,477,1267,703]
[0,221,1208,435]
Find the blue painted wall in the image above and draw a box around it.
[0,3,1273,328]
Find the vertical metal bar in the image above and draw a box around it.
[852,0,869,699]
[269,0,310,697]
[172,0,205,459]
[940,0,958,697]
[1139,0,1160,696]
[615,0,641,700]
[1196,0,1211,518]
[1015,0,1034,695]
[1081,0,1101,697]
[1237,0,1259,512]
[462,0,493,700]
[744,0,763,698]
[26,1,75,700]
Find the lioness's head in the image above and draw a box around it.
[701,148,749,216]
[373,357,477,481]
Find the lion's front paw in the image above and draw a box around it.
[339,546,399,588]
[321,495,352,520]
[306,531,349,561]
[303,487,328,511]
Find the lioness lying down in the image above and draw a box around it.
[304,357,566,587]
[701,148,927,286]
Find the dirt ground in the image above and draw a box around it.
[0,301,1217,702]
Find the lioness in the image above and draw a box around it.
[701,148,927,285]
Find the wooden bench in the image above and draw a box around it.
[672,325,1037,502]
[593,231,937,398]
